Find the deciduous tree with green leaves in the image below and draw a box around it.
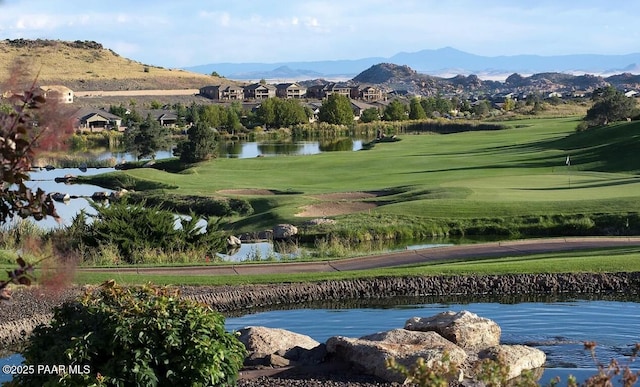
[318,93,354,125]
[360,107,381,123]
[584,86,638,127]
[383,99,408,121]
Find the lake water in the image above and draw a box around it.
[94,138,365,161]
[2,299,636,385]
[225,299,640,385]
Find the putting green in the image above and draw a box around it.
[444,172,640,202]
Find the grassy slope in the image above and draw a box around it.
[105,117,640,231]
[0,40,219,90]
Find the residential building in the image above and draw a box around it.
[244,83,277,99]
[39,85,74,103]
[276,82,306,99]
[354,85,384,102]
[199,84,245,100]
[139,109,179,127]
[350,100,377,120]
[73,107,122,132]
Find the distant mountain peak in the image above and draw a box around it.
[353,63,418,83]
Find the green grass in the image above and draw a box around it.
[81,117,640,236]
[72,246,640,286]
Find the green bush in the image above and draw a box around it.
[14,282,246,387]
[78,200,227,263]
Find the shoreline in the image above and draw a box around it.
[2,272,639,349]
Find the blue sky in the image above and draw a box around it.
[1,0,639,68]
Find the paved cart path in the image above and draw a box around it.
[78,237,640,276]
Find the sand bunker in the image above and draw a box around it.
[296,202,377,217]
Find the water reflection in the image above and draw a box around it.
[222,139,363,158]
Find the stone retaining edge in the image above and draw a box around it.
[2,272,639,349]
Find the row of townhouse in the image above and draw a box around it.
[199,82,385,102]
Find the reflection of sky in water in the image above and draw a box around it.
[217,242,298,262]
[95,149,174,162]
[223,140,363,158]
[19,168,113,229]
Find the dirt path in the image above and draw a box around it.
[78,237,640,276]
[76,89,199,97]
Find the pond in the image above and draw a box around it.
[2,298,634,384]
[225,298,640,385]
[93,138,366,162]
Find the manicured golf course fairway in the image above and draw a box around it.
[90,117,640,235]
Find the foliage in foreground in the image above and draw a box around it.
[13,282,247,387]
[0,66,73,224]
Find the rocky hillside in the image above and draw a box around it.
[0,39,222,91]
[352,63,640,96]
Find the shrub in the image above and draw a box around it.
[77,200,227,263]
[15,282,246,386]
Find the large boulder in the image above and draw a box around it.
[326,329,467,383]
[478,345,546,380]
[405,310,501,351]
[237,326,323,366]
[272,224,298,240]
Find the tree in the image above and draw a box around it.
[436,97,452,114]
[256,97,308,128]
[275,98,308,127]
[420,97,437,116]
[383,99,408,121]
[256,97,277,128]
[473,100,491,117]
[123,115,171,160]
[176,121,218,163]
[318,94,354,125]
[503,97,516,112]
[360,107,380,123]
[585,86,638,126]
[0,67,74,224]
[409,97,427,120]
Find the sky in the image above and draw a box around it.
[1,0,639,68]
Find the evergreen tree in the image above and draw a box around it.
[177,121,218,163]
[124,115,171,160]
[409,97,427,119]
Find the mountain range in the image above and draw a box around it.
[185,47,640,81]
